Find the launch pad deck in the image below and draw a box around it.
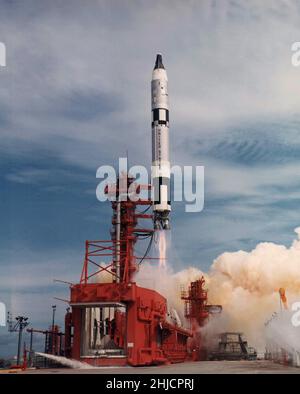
[18,360,300,374]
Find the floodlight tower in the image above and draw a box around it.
[7,312,30,365]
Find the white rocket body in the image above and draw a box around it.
[151,54,171,230]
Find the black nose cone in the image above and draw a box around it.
[154,53,165,70]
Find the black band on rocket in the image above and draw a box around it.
[152,108,169,122]
[153,176,171,205]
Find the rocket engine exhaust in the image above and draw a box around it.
[157,230,167,268]
[151,54,171,230]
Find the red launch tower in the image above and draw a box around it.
[181,277,222,360]
[181,277,209,329]
[65,177,191,366]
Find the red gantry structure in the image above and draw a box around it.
[181,277,222,360]
[65,176,192,366]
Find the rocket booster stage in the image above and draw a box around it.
[151,54,171,230]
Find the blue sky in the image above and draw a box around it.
[1,0,300,357]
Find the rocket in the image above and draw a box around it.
[151,54,171,230]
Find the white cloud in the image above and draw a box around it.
[0,1,299,160]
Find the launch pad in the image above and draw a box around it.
[64,176,192,366]
[17,360,300,375]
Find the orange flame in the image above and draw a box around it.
[279,288,288,310]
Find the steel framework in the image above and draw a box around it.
[66,176,191,366]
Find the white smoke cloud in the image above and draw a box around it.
[266,312,300,353]
[207,227,300,351]
[137,227,300,354]
[137,263,204,313]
